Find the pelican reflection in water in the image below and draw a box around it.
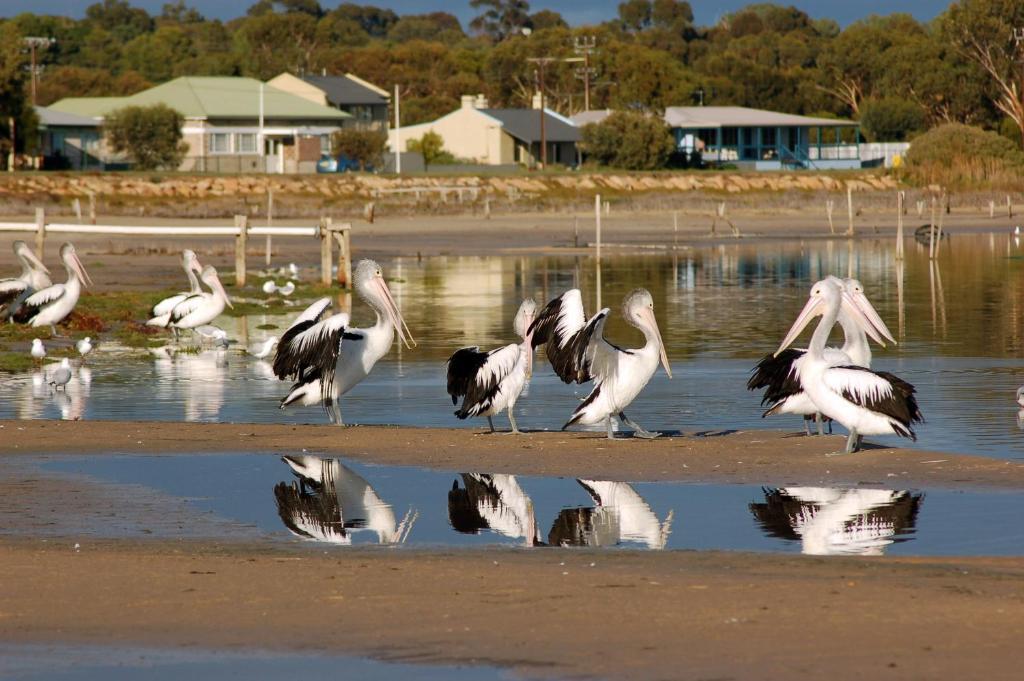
[749,487,923,556]
[274,455,418,545]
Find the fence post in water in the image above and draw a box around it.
[234,214,248,286]
[573,215,579,248]
[34,207,45,257]
[364,201,375,224]
[989,199,996,219]
[928,196,937,260]
[595,194,602,311]
[319,216,332,286]
[916,200,925,218]
[484,197,491,220]
[72,198,82,224]
[265,189,273,267]
[673,210,678,249]
[935,190,947,257]
[826,199,835,234]
[846,186,854,235]
[896,191,904,260]
[1008,195,1014,219]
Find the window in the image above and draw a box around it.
[320,134,332,155]
[210,133,231,154]
[236,133,257,154]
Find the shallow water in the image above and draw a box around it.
[3,232,1024,458]
[0,643,513,681]
[35,454,1024,557]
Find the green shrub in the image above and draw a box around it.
[859,97,925,142]
[406,131,455,169]
[104,104,188,171]
[905,123,1024,187]
[580,111,675,170]
[331,128,388,171]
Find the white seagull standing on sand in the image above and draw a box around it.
[446,298,536,434]
[530,288,672,439]
[272,259,414,425]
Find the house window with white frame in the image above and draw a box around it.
[210,133,231,154]
[320,134,333,155]
[236,133,257,154]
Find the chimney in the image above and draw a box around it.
[461,95,476,109]
[531,91,542,110]
[474,94,489,109]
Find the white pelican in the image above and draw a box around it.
[547,480,673,549]
[447,473,540,546]
[146,250,203,327]
[775,277,923,454]
[1016,386,1024,408]
[749,277,894,434]
[750,487,922,556]
[12,242,92,335]
[0,240,51,317]
[272,259,414,425]
[249,336,278,359]
[167,265,233,331]
[30,338,46,365]
[446,298,536,434]
[48,357,72,391]
[530,288,671,439]
[76,336,93,362]
[274,455,417,545]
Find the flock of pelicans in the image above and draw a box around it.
[1,239,924,454]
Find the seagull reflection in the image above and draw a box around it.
[749,487,923,556]
[548,480,674,549]
[274,455,418,545]
[56,365,91,420]
[447,474,541,546]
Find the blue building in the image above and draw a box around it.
[664,106,866,170]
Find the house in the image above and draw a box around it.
[35,106,104,170]
[268,72,390,130]
[389,95,580,167]
[48,76,351,173]
[664,106,864,170]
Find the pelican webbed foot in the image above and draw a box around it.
[619,412,660,439]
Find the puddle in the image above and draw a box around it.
[0,643,514,681]
[3,235,1024,459]
[26,454,1024,557]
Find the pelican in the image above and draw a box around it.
[547,480,673,549]
[249,336,278,359]
[48,357,72,391]
[146,250,203,327]
[1016,386,1024,408]
[76,336,93,363]
[30,338,46,365]
[272,259,414,425]
[530,288,671,439]
[167,266,233,331]
[749,487,923,556]
[274,455,417,545]
[447,473,540,546]
[749,277,895,434]
[0,241,51,317]
[446,298,536,434]
[12,242,92,335]
[775,277,923,454]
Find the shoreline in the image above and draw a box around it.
[3,420,1023,490]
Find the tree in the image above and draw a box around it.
[618,0,652,32]
[944,0,1024,146]
[104,104,188,170]
[331,127,387,170]
[529,10,567,31]
[160,1,204,24]
[580,111,675,170]
[85,0,154,42]
[859,97,926,141]
[470,0,531,41]
[406,131,451,169]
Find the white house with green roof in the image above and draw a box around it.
[49,76,351,173]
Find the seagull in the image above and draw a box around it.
[48,357,72,391]
[261,280,277,294]
[249,336,278,359]
[194,324,228,347]
[277,281,295,296]
[76,336,93,363]
[446,299,536,434]
[530,288,671,439]
[30,338,46,365]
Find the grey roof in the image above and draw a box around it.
[664,106,857,129]
[481,109,581,143]
[301,74,389,107]
[35,105,100,128]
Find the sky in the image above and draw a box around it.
[0,1,953,27]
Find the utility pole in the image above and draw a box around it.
[394,84,401,174]
[527,57,556,168]
[23,37,54,107]
[573,36,597,112]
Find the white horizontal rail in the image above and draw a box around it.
[0,222,332,237]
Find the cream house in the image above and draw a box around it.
[390,95,580,167]
[268,72,390,130]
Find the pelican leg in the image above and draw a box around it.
[802,416,812,436]
[487,416,495,433]
[505,409,522,435]
[826,429,861,457]
[330,400,344,427]
[815,413,824,436]
[619,411,660,439]
[828,420,834,435]
[606,415,615,440]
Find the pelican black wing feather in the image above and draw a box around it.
[446,345,518,418]
[446,347,487,405]
[748,349,805,406]
[832,366,923,437]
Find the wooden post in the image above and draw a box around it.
[826,200,835,234]
[1008,195,1013,219]
[989,200,996,219]
[928,196,937,260]
[916,200,925,218]
[896,191,904,260]
[234,214,248,286]
[484,197,491,219]
[595,194,602,311]
[935,190,946,257]
[72,198,82,224]
[846,186,854,235]
[573,215,579,248]
[265,189,273,267]
[88,192,96,225]
[334,225,352,288]
[673,210,678,248]
[34,207,45,257]
[319,216,332,286]
[363,201,375,224]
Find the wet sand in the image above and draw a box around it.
[3,420,1023,490]
[2,538,1022,680]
